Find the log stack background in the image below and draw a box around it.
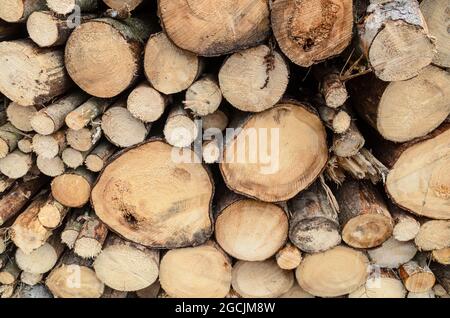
[0,0,448,298]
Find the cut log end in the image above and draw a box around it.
[36,156,65,177]
[20,272,43,286]
[85,155,105,172]
[47,0,81,15]
[184,76,222,116]
[15,243,60,274]
[74,238,103,259]
[0,150,32,179]
[127,82,167,123]
[51,170,93,208]
[27,11,60,48]
[164,112,198,148]
[276,244,302,270]
[399,261,436,293]
[342,213,393,249]
[432,248,450,265]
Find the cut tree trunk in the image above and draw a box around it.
[144,32,202,95]
[367,237,417,268]
[349,268,407,298]
[336,180,393,248]
[219,45,289,113]
[65,17,154,98]
[160,244,232,298]
[348,66,450,143]
[318,105,351,134]
[0,39,71,106]
[158,0,270,56]
[31,92,88,135]
[101,100,150,148]
[32,130,66,159]
[420,0,450,68]
[414,220,450,251]
[91,139,214,248]
[38,195,70,229]
[296,245,369,297]
[17,137,33,154]
[202,110,229,137]
[391,205,420,242]
[163,104,198,148]
[84,140,116,172]
[10,195,52,254]
[288,180,341,253]
[0,257,20,284]
[276,243,302,270]
[184,75,222,116]
[62,147,90,169]
[93,233,159,292]
[358,0,434,81]
[6,102,39,132]
[66,126,102,152]
[0,176,45,226]
[51,168,95,208]
[214,190,288,261]
[0,122,23,158]
[271,0,353,67]
[0,0,46,23]
[231,259,294,298]
[399,257,436,293]
[127,82,168,123]
[0,150,32,179]
[45,251,104,298]
[61,209,87,249]
[432,248,450,266]
[15,234,65,274]
[65,97,113,131]
[73,213,108,258]
[430,262,450,293]
[202,140,221,164]
[314,67,348,108]
[20,272,43,286]
[46,0,98,15]
[36,155,65,177]
[332,122,365,157]
[280,283,314,298]
[220,101,328,202]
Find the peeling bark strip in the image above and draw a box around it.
[271,0,353,67]
[358,0,434,81]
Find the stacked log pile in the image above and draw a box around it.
[0,0,448,299]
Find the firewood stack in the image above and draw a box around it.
[0,0,448,299]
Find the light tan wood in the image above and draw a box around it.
[20,272,43,286]
[276,243,302,270]
[62,147,90,169]
[271,0,353,67]
[127,82,168,123]
[319,72,348,109]
[184,75,222,116]
[296,245,369,297]
[51,168,95,208]
[158,0,270,56]
[318,105,351,134]
[84,140,116,172]
[415,220,450,251]
[220,101,328,202]
[231,259,294,298]
[65,97,113,131]
[92,140,214,248]
[47,0,98,15]
[18,137,33,154]
[399,258,436,293]
[202,110,229,137]
[0,0,46,23]
[0,150,32,179]
[74,213,108,258]
[0,123,22,158]
[36,155,65,177]
[144,32,202,94]
[332,122,365,157]
[163,105,198,148]
[32,130,66,159]
[391,206,420,242]
[0,258,20,285]
[160,244,231,298]
[368,237,417,268]
[66,126,102,152]
[38,195,70,229]
[202,140,221,164]
[0,39,71,106]
[349,268,407,298]
[432,248,450,265]
[61,209,87,249]
[280,283,314,298]
[94,234,159,292]
[219,45,289,112]
[6,102,38,132]
[103,0,142,12]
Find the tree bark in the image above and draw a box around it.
[73,212,108,258]
[0,123,23,158]
[399,256,436,293]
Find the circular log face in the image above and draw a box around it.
[220,102,328,202]
[91,140,214,248]
[158,0,270,56]
[271,0,353,67]
[386,127,450,220]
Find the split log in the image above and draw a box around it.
[349,268,406,298]
[51,168,95,208]
[358,0,434,81]
[38,195,70,229]
[13,284,52,298]
[135,281,160,299]
[367,237,417,268]
[0,150,32,179]
[160,244,231,298]
[297,246,369,297]
[27,11,95,48]
[414,220,450,251]
[0,0,46,23]
[15,234,65,274]
[18,137,33,154]
[91,139,214,248]
[391,205,420,242]
[214,191,288,261]
[332,122,365,157]
[36,155,65,177]
[420,0,450,67]
[20,272,43,286]
[184,75,222,116]
[32,131,66,159]
[62,148,89,169]
[101,101,150,148]
[399,257,436,293]
[0,123,22,158]
[10,195,52,254]
[144,32,202,95]
[73,213,108,258]
[231,259,294,298]
[61,209,87,249]
[349,66,450,143]
[158,0,270,56]
[430,262,450,293]
[93,233,159,291]
[84,140,116,172]
[0,257,20,285]
[432,248,450,265]
[45,251,104,298]
[6,102,38,132]
[276,243,302,270]
[46,0,98,15]
[220,101,328,202]
[65,97,113,131]
[31,92,88,135]
[0,176,45,226]
[218,45,289,112]
[288,180,341,253]
[102,0,142,12]
[163,105,198,148]
[318,105,351,134]
[271,0,353,67]
[127,82,168,123]
[335,180,393,248]
[66,126,102,152]
[373,123,450,220]
[66,17,154,98]
[0,39,71,106]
